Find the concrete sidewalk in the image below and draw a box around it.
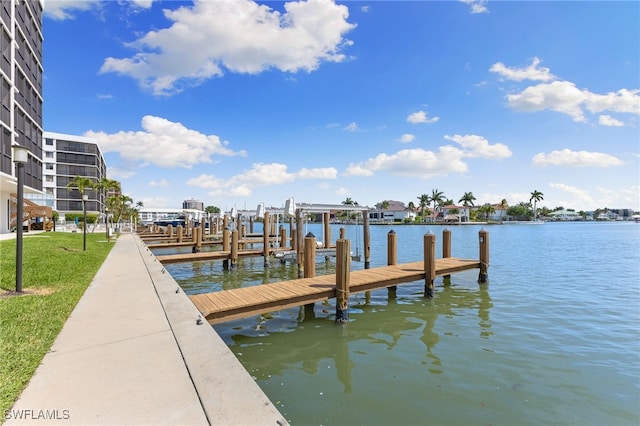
[6,233,287,426]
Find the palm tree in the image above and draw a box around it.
[530,190,544,221]
[430,188,445,213]
[417,194,429,223]
[459,192,476,207]
[66,176,94,199]
[429,188,445,222]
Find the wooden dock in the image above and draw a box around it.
[189,257,480,324]
[157,249,269,264]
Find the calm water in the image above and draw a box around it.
[161,222,640,426]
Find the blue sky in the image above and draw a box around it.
[42,0,639,212]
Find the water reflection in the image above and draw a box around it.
[221,281,492,392]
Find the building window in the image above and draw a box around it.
[45,151,53,158]
[45,175,53,182]
[45,163,53,170]
[45,138,53,145]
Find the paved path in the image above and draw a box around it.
[6,233,287,425]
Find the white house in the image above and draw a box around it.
[548,209,582,221]
[369,200,416,223]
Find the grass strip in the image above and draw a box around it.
[0,232,114,419]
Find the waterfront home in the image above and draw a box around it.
[441,204,471,223]
[369,200,416,223]
[548,209,582,221]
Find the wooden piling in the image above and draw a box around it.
[222,228,230,270]
[195,226,202,252]
[262,212,270,266]
[424,232,436,298]
[442,228,451,283]
[323,212,331,248]
[231,229,239,268]
[279,225,287,250]
[478,229,489,283]
[339,227,346,240]
[335,238,350,323]
[363,212,371,269]
[177,225,183,243]
[249,216,254,234]
[304,233,317,310]
[304,233,316,278]
[387,230,397,295]
[296,209,304,278]
[290,218,296,251]
[167,224,173,237]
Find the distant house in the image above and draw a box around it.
[369,200,416,223]
[597,211,620,221]
[489,204,509,222]
[441,204,471,223]
[548,209,582,221]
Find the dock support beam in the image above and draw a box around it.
[262,212,270,267]
[296,209,304,278]
[231,229,239,268]
[387,230,397,296]
[478,229,489,284]
[222,228,230,270]
[177,225,183,243]
[336,238,350,323]
[442,228,451,284]
[424,232,436,298]
[304,233,316,312]
[363,212,371,269]
[323,212,331,249]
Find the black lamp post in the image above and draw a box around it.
[82,194,88,251]
[12,144,28,293]
[105,207,110,242]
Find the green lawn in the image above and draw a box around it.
[0,232,114,418]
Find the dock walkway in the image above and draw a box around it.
[190,257,480,324]
[7,233,287,426]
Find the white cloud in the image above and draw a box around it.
[532,149,624,167]
[344,147,468,179]
[186,162,337,197]
[43,0,102,20]
[149,179,169,187]
[406,110,439,124]
[399,134,415,143]
[344,122,359,132]
[549,182,595,206]
[494,59,639,124]
[598,115,624,127]
[585,89,640,115]
[138,196,172,208]
[506,81,588,122]
[345,134,511,179]
[444,134,512,159]
[489,57,555,82]
[107,167,136,180]
[100,0,356,95]
[336,187,350,196]
[85,115,246,168]
[460,0,488,14]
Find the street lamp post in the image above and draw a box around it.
[12,145,29,293]
[82,194,88,251]
[105,207,110,242]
